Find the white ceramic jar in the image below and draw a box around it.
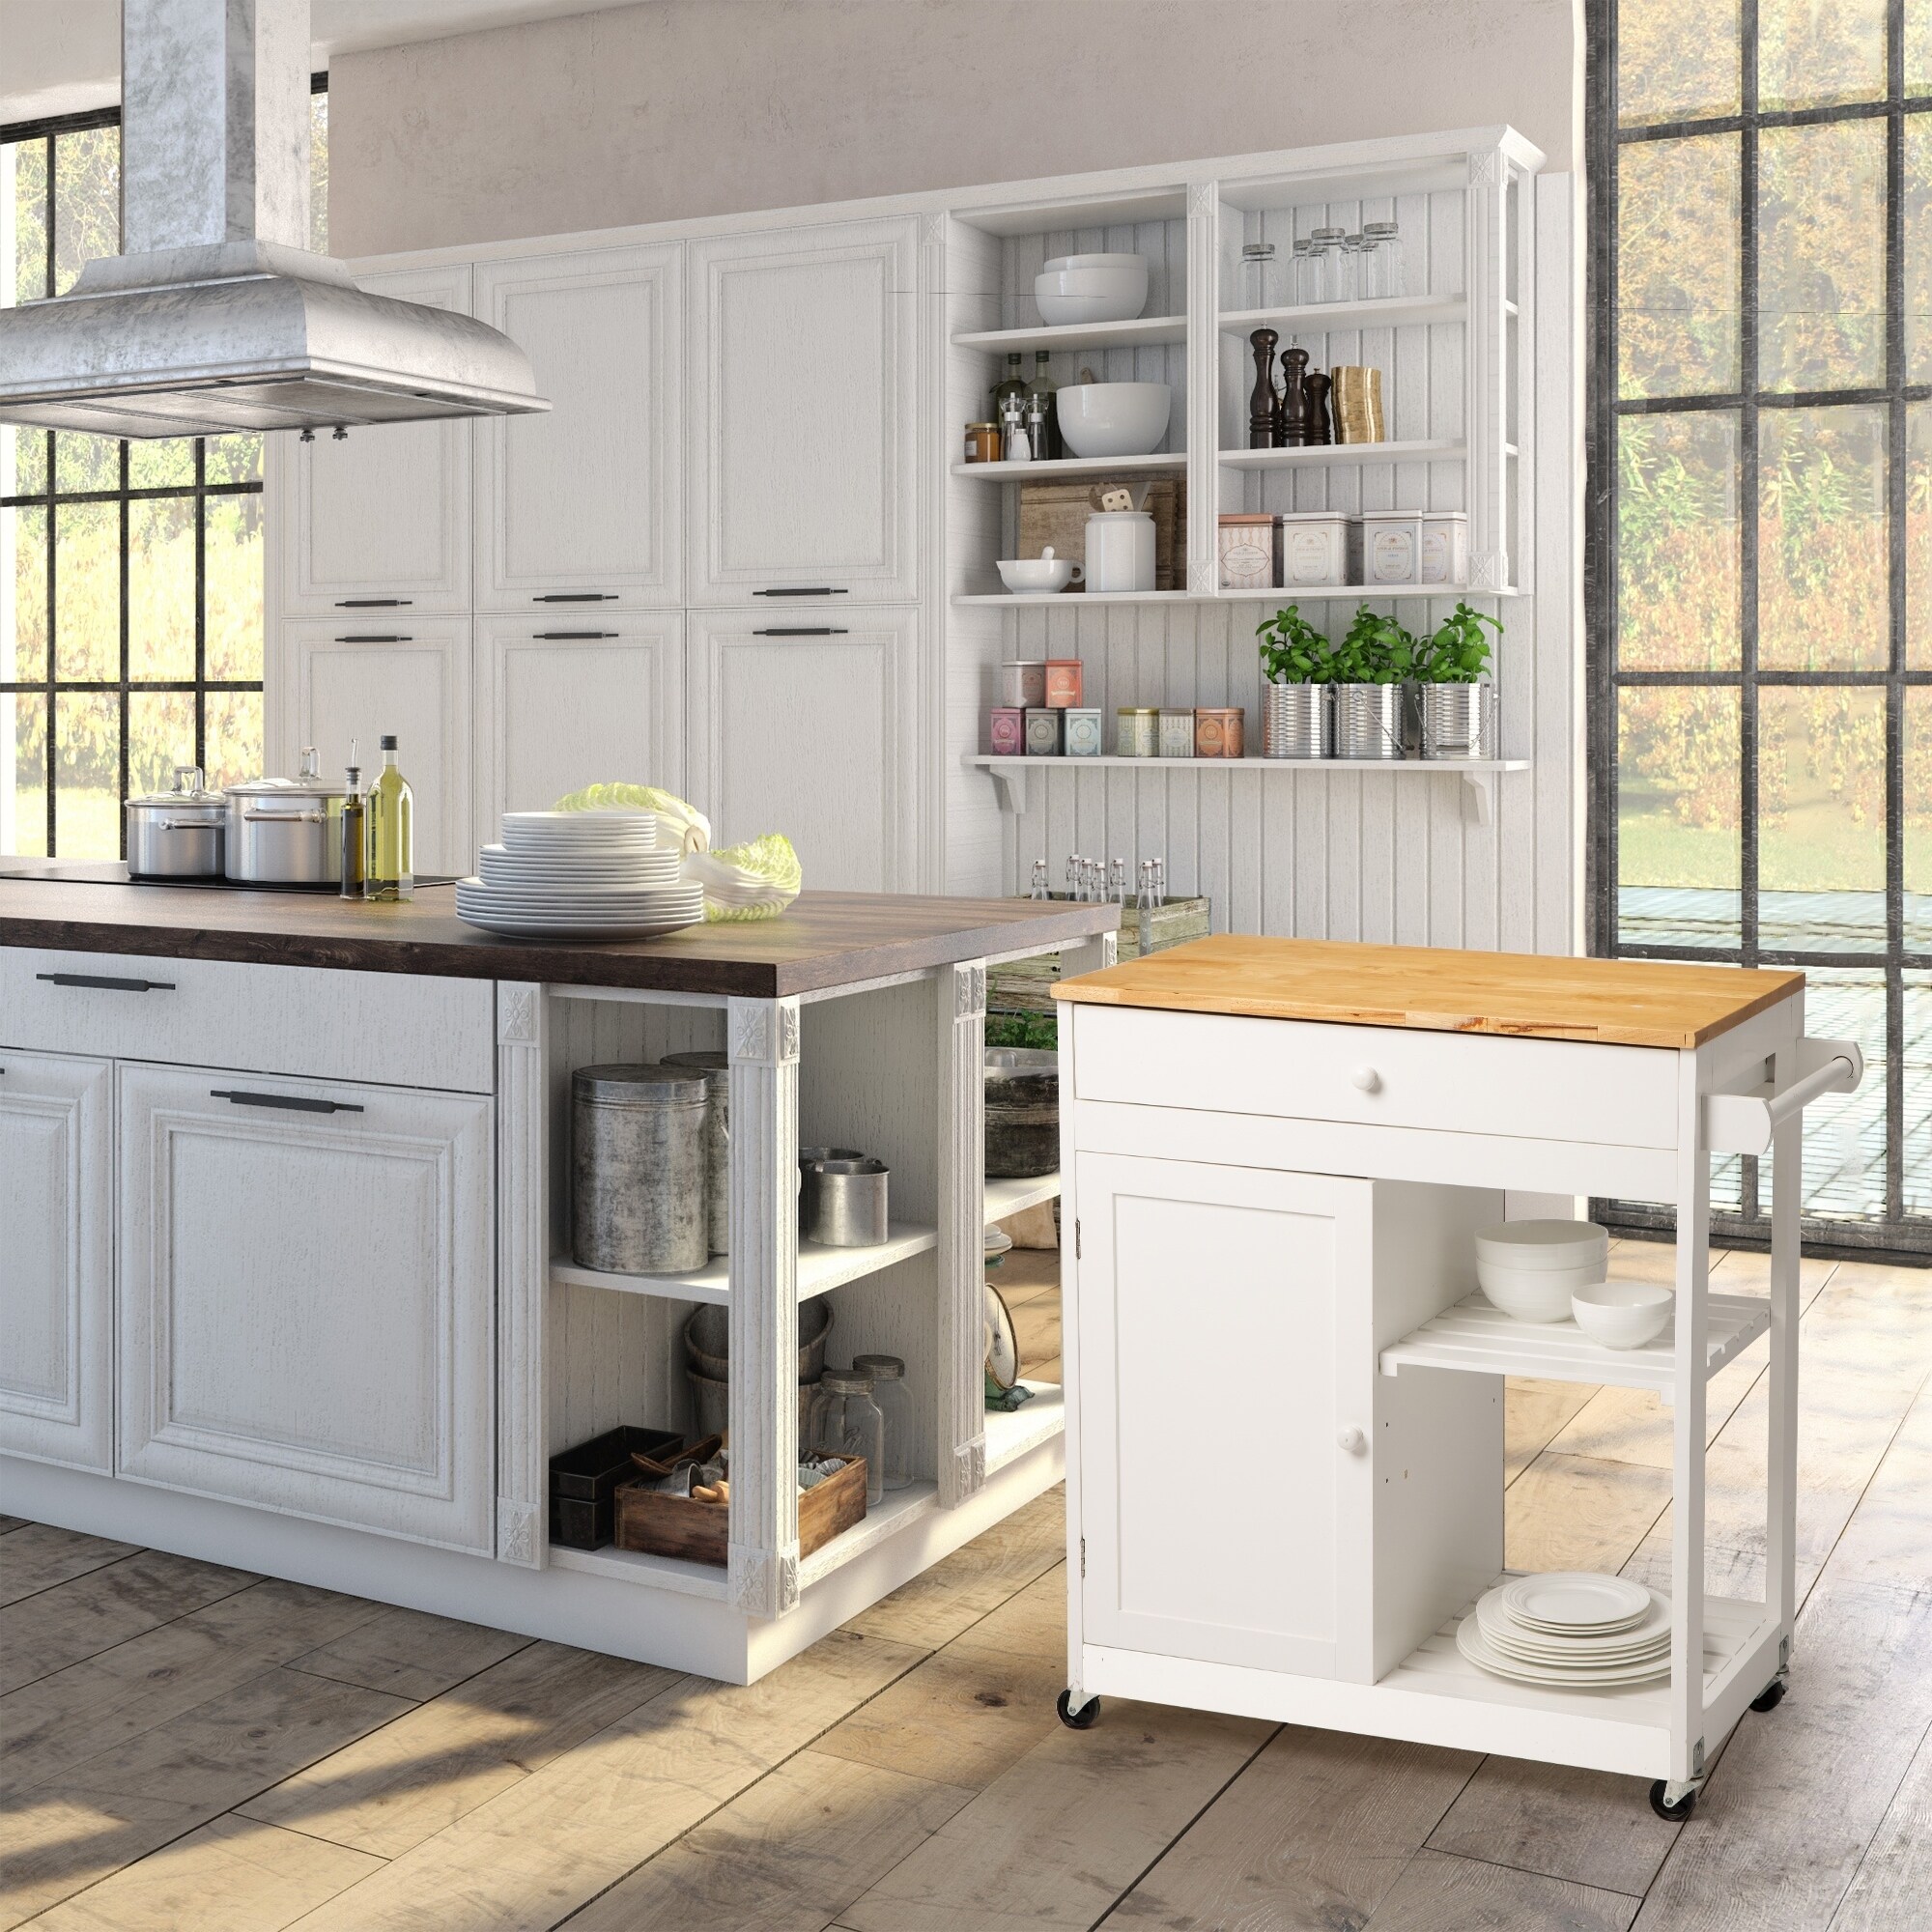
[1084,509,1157,592]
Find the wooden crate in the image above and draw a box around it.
[988,895,1211,1015]
[614,1449,868,1566]
[1017,477,1187,591]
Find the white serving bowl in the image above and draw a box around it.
[1034,255,1150,326]
[1480,1261,1608,1323]
[1056,381,1173,458]
[1573,1279,1674,1350]
[997,550,1081,593]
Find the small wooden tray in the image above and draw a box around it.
[613,1447,868,1567]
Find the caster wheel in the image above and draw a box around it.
[1750,1678,1786,1713]
[1649,1779,1697,1822]
[1056,1689,1100,1730]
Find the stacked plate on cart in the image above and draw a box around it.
[455,810,705,940]
[1458,1572,1673,1687]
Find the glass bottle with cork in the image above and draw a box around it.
[338,741,366,897]
[364,734,413,901]
[1024,351,1062,459]
[990,352,1027,420]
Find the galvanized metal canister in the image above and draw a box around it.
[1420,682,1495,759]
[661,1049,729,1254]
[1263,683,1331,758]
[572,1064,710,1274]
[1334,683,1408,759]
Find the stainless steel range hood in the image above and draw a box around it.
[0,0,547,439]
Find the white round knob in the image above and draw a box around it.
[1337,1426,1367,1455]
[1350,1065,1381,1094]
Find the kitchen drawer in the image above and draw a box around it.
[1070,1005,1680,1151]
[0,949,495,1095]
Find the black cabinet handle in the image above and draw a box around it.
[533,630,619,640]
[38,972,176,992]
[532,592,619,603]
[210,1089,365,1115]
[335,634,412,642]
[752,586,849,598]
[753,627,847,637]
[335,598,412,608]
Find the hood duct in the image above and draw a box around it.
[0,0,548,439]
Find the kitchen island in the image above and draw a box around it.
[0,874,1116,1682]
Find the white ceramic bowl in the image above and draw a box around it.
[1479,1261,1608,1323]
[1034,256,1150,326]
[1572,1279,1674,1350]
[1056,381,1173,458]
[1474,1218,1610,1272]
[997,552,1081,593]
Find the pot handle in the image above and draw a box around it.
[242,809,327,823]
[158,817,221,831]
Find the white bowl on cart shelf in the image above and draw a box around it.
[1473,1218,1610,1322]
[1572,1278,1674,1350]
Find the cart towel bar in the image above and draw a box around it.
[1704,1037,1863,1156]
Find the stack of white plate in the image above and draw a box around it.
[1457,1573,1673,1687]
[455,810,704,940]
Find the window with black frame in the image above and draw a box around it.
[0,81,327,861]
[1588,0,1930,1255]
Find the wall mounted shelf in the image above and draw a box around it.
[952,583,1522,607]
[952,452,1188,481]
[1218,295,1472,336]
[1216,439,1464,470]
[952,315,1189,354]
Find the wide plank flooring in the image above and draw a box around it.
[2,1240,1926,1931]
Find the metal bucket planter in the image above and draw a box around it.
[1334,682,1408,760]
[1263,682,1332,758]
[1420,681,1495,759]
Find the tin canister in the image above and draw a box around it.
[1043,659,1084,708]
[1116,707,1159,757]
[572,1064,710,1274]
[999,661,1047,708]
[1216,512,1278,591]
[1194,707,1246,758]
[1024,707,1063,755]
[1361,512,1423,584]
[1158,708,1195,758]
[1064,708,1103,756]
[989,707,1026,755]
[659,1050,729,1255]
[1419,511,1470,585]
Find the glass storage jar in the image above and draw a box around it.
[1306,228,1346,304]
[1362,220,1404,299]
[852,1354,912,1491]
[809,1371,885,1506]
[1240,240,1277,312]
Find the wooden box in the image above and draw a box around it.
[988,895,1211,1015]
[1017,478,1187,592]
[613,1450,868,1567]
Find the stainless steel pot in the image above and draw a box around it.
[223,748,348,884]
[126,765,226,877]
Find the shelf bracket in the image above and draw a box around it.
[1460,770,1494,827]
[982,763,1031,818]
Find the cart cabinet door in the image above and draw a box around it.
[116,1065,495,1553]
[1074,1153,1374,1679]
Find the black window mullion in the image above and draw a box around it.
[1884,0,1908,1226]
[194,439,208,782]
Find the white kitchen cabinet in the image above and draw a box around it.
[686,217,918,605]
[473,615,683,848]
[0,1052,113,1473]
[116,1065,495,1552]
[276,265,473,616]
[684,608,918,891]
[473,243,683,612]
[280,616,471,876]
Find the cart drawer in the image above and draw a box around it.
[1070,1005,1680,1151]
[0,946,494,1094]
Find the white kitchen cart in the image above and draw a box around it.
[1051,937,1861,1817]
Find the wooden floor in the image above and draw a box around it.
[3,1239,1928,1931]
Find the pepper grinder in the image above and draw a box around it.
[1247,328,1280,449]
[1305,369,1334,446]
[1279,347,1311,446]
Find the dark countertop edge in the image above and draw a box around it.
[0,901,1122,1000]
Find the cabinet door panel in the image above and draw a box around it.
[283,617,469,877]
[0,1053,112,1472]
[688,218,917,602]
[475,244,682,611]
[686,611,915,892]
[279,266,472,614]
[474,618,683,849]
[117,1065,493,1551]
[1074,1152,1373,1678]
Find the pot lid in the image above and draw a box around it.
[225,746,348,799]
[128,764,226,808]
[572,1063,711,1105]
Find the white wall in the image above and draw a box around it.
[328,0,1579,257]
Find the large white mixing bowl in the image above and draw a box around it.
[1055,382,1173,458]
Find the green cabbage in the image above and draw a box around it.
[549,782,710,855]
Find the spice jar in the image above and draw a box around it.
[1116,707,1159,757]
[963,421,1001,464]
[1194,707,1246,758]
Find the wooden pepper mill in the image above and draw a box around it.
[1305,368,1334,446]
[1247,329,1280,448]
[1279,346,1311,446]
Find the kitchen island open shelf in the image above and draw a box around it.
[985,1170,1063,1221]
[551,1222,940,1307]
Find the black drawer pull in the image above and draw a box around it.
[335,598,412,608]
[533,630,619,640]
[211,1089,365,1115]
[752,586,848,598]
[38,972,177,992]
[532,592,619,603]
[335,634,412,642]
[753,626,847,637]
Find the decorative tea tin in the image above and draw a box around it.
[1277,511,1359,587]
[1419,510,1469,585]
[1116,707,1159,757]
[1158,708,1195,758]
[1064,708,1103,756]
[1216,512,1278,591]
[1043,659,1084,708]
[1000,660,1047,708]
[988,707,1026,756]
[1194,707,1246,758]
[1024,707,1063,755]
[1360,511,1423,584]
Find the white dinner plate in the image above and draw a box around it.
[470,873,688,898]
[456,893,703,918]
[455,910,701,940]
[501,810,655,834]
[1499,1573,1652,1634]
[1476,1581,1671,1658]
[1456,1617,1671,1687]
[456,899,703,924]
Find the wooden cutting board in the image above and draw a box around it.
[1051,934,1804,1050]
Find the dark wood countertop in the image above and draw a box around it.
[0,870,1120,999]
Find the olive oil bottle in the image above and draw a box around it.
[338,743,366,898]
[364,734,413,901]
